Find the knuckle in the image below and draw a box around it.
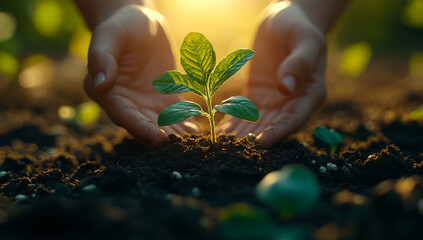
[291,55,314,73]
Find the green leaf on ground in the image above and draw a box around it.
[158,101,203,126]
[314,126,343,146]
[180,32,216,85]
[215,96,259,122]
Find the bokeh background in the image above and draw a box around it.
[0,0,422,124]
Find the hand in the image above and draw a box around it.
[218,1,327,147]
[84,5,198,149]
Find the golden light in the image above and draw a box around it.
[68,28,91,60]
[0,12,17,42]
[341,42,372,77]
[0,51,20,79]
[58,105,76,120]
[155,0,270,89]
[33,0,64,37]
[402,0,423,29]
[18,55,53,88]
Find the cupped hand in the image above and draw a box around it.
[218,1,327,147]
[84,5,198,149]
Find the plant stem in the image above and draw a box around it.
[206,95,216,144]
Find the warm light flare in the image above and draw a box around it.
[58,105,76,120]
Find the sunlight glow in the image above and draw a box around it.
[18,56,52,88]
[402,0,423,29]
[33,0,64,37]
[341,42,372,77]
[154,0,270,92]
[0,51,20,79]
[0,12,17,42]
[58,105,76,120]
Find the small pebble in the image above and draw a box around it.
[311,160,316,165]
[31,193,37,198]
[83,184,97,192]
[326,163,338,171]
[247,133,257,142]
[319,166,327,174]
[172,171,182,180]
[0,171,7,178]
[15,194,27,202]
[191,187,201,198]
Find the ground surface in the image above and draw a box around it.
[0,61,422,240]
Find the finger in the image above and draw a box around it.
[217,115,235,133]
[231,121,254,138]
[141,108,180,136]
[217,115,233,133]
[276,30,325,95]
[234,109,267,137]
[86,23,125,93]
[104,100,169,149]
[220,118,243,134]
[257,85,325,147]
[236,122,259,139]
[250,110,279,136]
[170,123,186,135]
[181,120,201,133]
[162,126,178,136]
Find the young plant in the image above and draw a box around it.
[314,126,343,156]
[153,32,259,143]
[255,165,321,220]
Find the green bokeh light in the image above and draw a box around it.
[33,0,64,38]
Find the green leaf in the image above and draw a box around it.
[158,101,203,126]
[215,96,259,122]
[180,32,216,85]
[209,49,255,95]
[153,71,205,96]
[314,126,343,146]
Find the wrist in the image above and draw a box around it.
[74,0,151,30]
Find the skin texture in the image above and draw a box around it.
[218,0,349,147]
[75,2,198,149]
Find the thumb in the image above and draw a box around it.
[276,34,325,95]
[87,24,124,93]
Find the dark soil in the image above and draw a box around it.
[1,62,423,240]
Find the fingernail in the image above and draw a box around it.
[94,72,106,88]
[281,75,296,93]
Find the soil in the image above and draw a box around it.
[0,61,423,240]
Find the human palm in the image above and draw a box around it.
[218,2,327,147]
[84,6,197,148]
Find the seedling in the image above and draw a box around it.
[255,165,321,220]
[314,126,343,156]
[153,32,259,143]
